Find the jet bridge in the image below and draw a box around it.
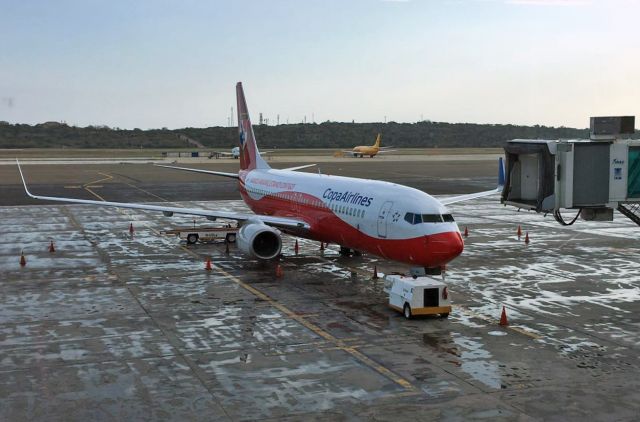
[501,116,640,226]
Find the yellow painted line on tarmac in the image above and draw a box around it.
[84,187,106,201]
[176,242,418,392]
[100,172,179,205]
[84,173,113,187]
[106,191,417,393]
[82,173,113,202]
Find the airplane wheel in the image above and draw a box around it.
[441,313,449,319]
[187,233,199,244]
[225,233,236,243]
[403,304,412,319]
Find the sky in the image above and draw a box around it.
[1,0,639,129]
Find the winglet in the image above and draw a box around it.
[498,157,505,188]
[16,159,36,199]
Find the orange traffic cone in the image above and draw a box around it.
[129,223,135,235]
[225,241,230,254]
[294,239,299,255]
[499,306,509,326]
[372,265,379,279]
[205,257,213,271]
[48,240,56,253]
[463,226,469,238]
[20,250,26,267]
[524,232,530,244]
[275,263,283,278]
[517,225,522,239]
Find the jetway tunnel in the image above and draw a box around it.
[501,116,640,227]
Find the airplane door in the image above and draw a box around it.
[377,201,393,238]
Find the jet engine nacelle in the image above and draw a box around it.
[237,222,282,260]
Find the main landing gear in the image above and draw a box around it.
[338,246,363,257]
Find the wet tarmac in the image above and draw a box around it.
[2,162,640,420]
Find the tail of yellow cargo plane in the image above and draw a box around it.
[373,133,381,149]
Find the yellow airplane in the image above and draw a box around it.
[343,134,396,158]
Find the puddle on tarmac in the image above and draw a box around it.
[423,332,503,390]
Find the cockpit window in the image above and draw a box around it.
[404,212,455,224]
[421,214,442,223]
[442,214,455,222]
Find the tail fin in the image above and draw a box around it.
[374,133,381,148]
[236,82,270,171]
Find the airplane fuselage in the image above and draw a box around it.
[351,145,379,157]
[239,168,464,267]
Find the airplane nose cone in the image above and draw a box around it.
[427,231,464,265]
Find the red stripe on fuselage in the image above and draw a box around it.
[237,181,463,267]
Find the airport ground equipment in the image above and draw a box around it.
[163,225,238,245]
[384,274,452,319]
[501,116,640,226]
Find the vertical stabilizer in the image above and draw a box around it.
[374,133,381,148]
[236,82,270,171]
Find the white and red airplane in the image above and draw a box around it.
[18,82,503,270]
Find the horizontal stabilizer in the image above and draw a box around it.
[281,164,316,172]
[154,164,238,179]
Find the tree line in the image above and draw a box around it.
[1,120,635,149]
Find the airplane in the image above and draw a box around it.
[343,133,396,158]
[17,82,504,271]
[208,147,241,159]
[211,146,272,159]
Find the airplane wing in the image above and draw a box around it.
[439,157,505,206]
[439,188,501,205]
[154,164,239,179]
[17,160,308,230]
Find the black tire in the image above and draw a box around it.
[186,233,198,244]
[403,304,412,319]
[225,233,237,243]
[441,313,449,319]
